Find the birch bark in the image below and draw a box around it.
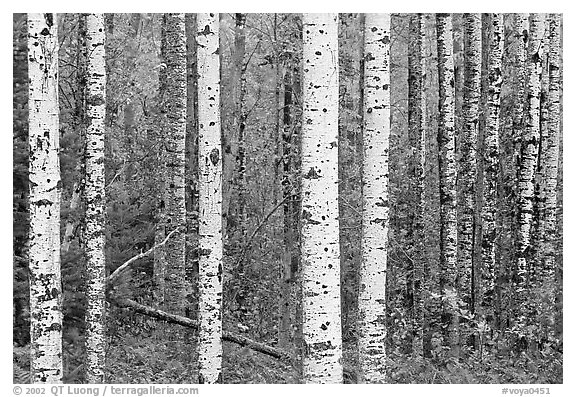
[27,12,63,384]
[358,13,390,383]
[197,12,223,384]
[516,15,545,322]
[83,13,107,383]
[301,13,343,383]
[436,13,459,355]
[458,13,481,318]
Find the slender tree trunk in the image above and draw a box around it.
[507,13,529,329]
[185,12,200,324]
[62,14,87,254]
[407,13,426,357]
[531,19,550,301]
[83,13,107,383]
[162,14,187,316]
[458,13,481,328]
[121,13,142,186]
[154,15,168,308]
[436,13,459,356]
[27,12,63,384]
[477,13,503,327]
[278,58,297,349]
[515,14,545,325]
[539,13,561,338]
[196,13,223,384]
[301,13,343,384]
[357,13,390,383]
[233,13,248,242]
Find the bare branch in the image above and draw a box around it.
[111,297,294,364]
[108,227,182,286]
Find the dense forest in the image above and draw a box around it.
[13,13,563,384]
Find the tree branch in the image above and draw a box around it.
[234,193,297,268]
[111,297,293,364]
[108,227,182,286]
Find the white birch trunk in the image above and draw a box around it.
[301,13,343,384]
[84,13,107,383]
[436,13,459,355]
[196,13,223,384]
[358,13,390,384]
[458,13,481,317]
[27,12,63,384]
[516,14,545,304]
[540,13,561,334]
[510,13,530,322]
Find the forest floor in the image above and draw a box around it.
[104,325,562,384]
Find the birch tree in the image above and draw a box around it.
[436,13,458,355]
[407,13,426,357]
[197,12,223,384]
[477,13,503,324]
[301,13,343,383]
[358,13,390,383]
[458,13,481,319]
[27,12,63,384]
[506,14,530,326]
[162,13,187,316]
[83,13,107,383]
[516,14,545,321]
[539,13,561,335]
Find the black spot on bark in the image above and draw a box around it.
[87,94,105,107]
[315,51,322,56]
[44,14,54,28]
[199,248,212,256]
[305,167,320,179]
[202,24,212,36]
[40,28,50,36]
[371,26,378,32]
[210,148,220,165]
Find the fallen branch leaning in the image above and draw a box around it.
[111,296,294,364]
